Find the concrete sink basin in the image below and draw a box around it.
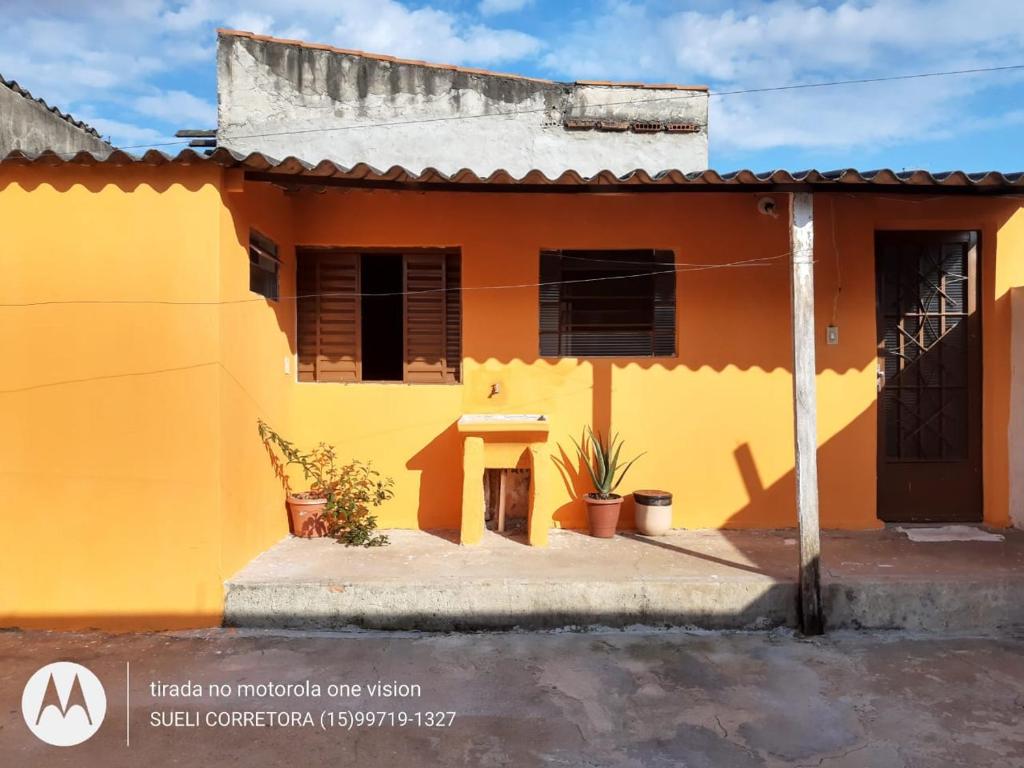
[457,414,549,433]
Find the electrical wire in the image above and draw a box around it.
[113,63,1024,151]
[0,253,791,308]
[556,253,782,267]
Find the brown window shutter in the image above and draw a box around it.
[444,253,462,383]
[296,253,319,382]
[297,251,361,382]
[652,251,676,356]
[538,249,676,358]
[404,254,447,383]
[538,250,562,356]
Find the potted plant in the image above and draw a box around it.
[572,427,644,538]
[258,420,394,545]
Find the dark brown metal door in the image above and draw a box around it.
[875,231,981,522]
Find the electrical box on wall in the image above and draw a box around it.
[826,325,840,345]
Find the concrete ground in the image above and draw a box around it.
[225,527,1024,632]
[2,628,1023,767]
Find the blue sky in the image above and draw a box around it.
[1,0,1022,171]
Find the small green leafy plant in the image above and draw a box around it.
[258,419,394,547]
[571,427,645,500]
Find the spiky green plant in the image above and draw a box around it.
[571,427,645,500]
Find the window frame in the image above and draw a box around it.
[294,247,462,385]
[248,229,280,301]
[539,249,677,359]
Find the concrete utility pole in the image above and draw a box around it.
[789,192,824,635]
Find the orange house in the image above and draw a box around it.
[2,149,1023,630]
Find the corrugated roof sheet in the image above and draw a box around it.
[0,76,104,139]
[2,148,1023,191]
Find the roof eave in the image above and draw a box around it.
[3,149,1023,195]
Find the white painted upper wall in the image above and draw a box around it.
[216,31,709,177]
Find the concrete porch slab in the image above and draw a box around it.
[224,528,1024,632]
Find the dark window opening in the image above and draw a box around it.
[539,249,675,357]
[360,254,404,381]
[249,230,279,300]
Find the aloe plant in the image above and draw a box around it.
[571,427,645,500]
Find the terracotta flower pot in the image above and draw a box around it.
[585,494,623,538]
[286,493,330,538]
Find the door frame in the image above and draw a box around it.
[874,229,983,523]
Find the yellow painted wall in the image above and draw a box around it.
[0,168,295,629]
[0,165,227,629]
[291,190,804,531]
[216,181,295,584]
[1,165,1022,629]
[290,189,1023,533]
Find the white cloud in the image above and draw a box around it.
[539,0,1024,154]
[161,0,216,31]
[1,0,1020,159]
[76,115,174,148]
[0,8,190,109]
[226,12,275,36]
[478,0,533,16]
[0,0,542,151]
[134,90,217,126]
[326,0,541,63]
[208,0,542,63]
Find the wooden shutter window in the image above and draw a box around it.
[652,267,676,356]
[297,251,361,382]
[249,230,280,300]
[296,253,319,382]
[539,251,562,356]
[404,254,448,383]
[444,253,462,383]
[298,250,460,384]
[538,249,676,358]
